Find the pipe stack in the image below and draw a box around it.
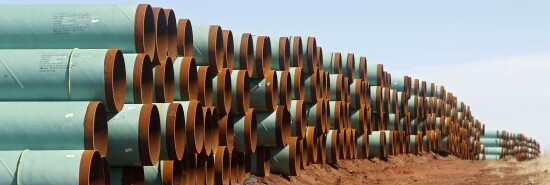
[0,3,540,185]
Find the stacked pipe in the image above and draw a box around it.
[0,3,540,185]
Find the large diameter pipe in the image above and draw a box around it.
[368,131,387,158]
[276,70,292,108]
[370,86,383,113]
[289,67,306,100]
[269,137,300,176]
[305,126,318,163]
[351,105,368,134]
[192,25,224,72]
[290,100,307,139]
[173,57,198,101]
[325,130,340,164]
[123,54,153,104]
[329,101,344,131]
[251,36,272,79]
[111,166,145,185]
[144,160,183,185]
[301,37,318,74]
[0,4,156,59]
[233,108,258,153]
[202,107,220,156]
[229,148,240,185]
[485,147,505,156]
[289,36,304,68]
[367,64,384,86]
[181,153,196,185]
[323,52,342,74]
[354,56,367,81]
[317,132,327,164]
[356,132,369,159]
[304,68,321,103]
[0,150,104,185]
[306,99,326,134]
[176,100,204,154]
[214,146,231,185]
[256,106,291,147]
[349,79,364,109]
[233,33,254,77]
[218,113,234,148]
[249,70,278,112]
[107,104,161,166]
[0,101,108,156]
[0,48,126,112]
[196,66,216,107]
[222,30,235,72]
[271,37,291,71]
[342,53,355,80]
[251,147,271,177]
[230,70,251,115]
[151,7,168,64]
[177,19,193,57]
[154,103,185,161]
[153,58,175,103]
[328,74,345,101]
[213,68,233,115]
[409,135,421,155]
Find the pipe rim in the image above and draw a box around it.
[135,4,156,59]
[299,138,307,169]
[329,131,340,163]
[138,104,161,166]
[334,101,343,131]
[217,68,233,114]
[359,56,367,81]
[245,108,258,153]
[306,126,318,163]
[209,25,225,72]
[215,146,230,185]
[182,153,196,185]
[275,106,291,146]
[291,36,303,68]
[133,54,153,104]
[265,70,279,112]
[197,66,216,107]
[339,129,347,159]
[201,107,214,156]
[152,7,168,64]
[166,103,186,160]
[196,154,208,185]
[84,102,108,157]
[317,133,327,164]
[317,47,323,71]
[288,137,300,176]
[292,67,305,100]
[219,114,234,148]
[294,100,307,139]
[256,147,271,177]
[279,70,292,109]
[177,19,193,57]
[104,49,126,112]
[230,148,240,185]
[346,53,355,80]
[210,107,220,154]
[239,33,255,78]
[164,9,177,60]
[101,157,111,185]
[79,150,105,185]
[333,52,342,74]
[222,30,235,72]
[162,160,183,185]
[186,100,205,154]
[235,70,251,114]
[255,36,272,78]
[178,57,198,101]
[154,57,175,103]
[306,37,317,72]
[279,37,291,71]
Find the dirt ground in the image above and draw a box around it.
[252,153,550,185]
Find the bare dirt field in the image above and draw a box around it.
[252,153,549,185]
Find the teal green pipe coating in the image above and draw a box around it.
[270,37,289,71]
[110,166,145,185]
[391,75,405,92]
[252,35,272,78]
[123,54,153,104]
[435,117,442,131]
[144,161,163,185]
[407,96,418,118]
[173,57,198,101]
[276,70,290,106]
[251,147,270,177]
[230,70,250,115]
[192,25,223,70]
[368,131,385,158]
[0,150,104,185]
[289,36,303,68]
[349,79,361,108]
[329,101,342,130]
[354,56,366,80]
[440,135,450,153]
[107,104,160,166]
[250,72,278,111]
[303,69,317,103]
[484,147,503,155]
[289,67,303,100]
[326,130,338,163]
[422,135,429,151]
[351,107,365,133]
[256,106,289,147]
[0,4,155,57]
[370,86,380,112]
[305,102,323,129]
[323,52,337,73]
[232,109,257,153]
[0,49,126,112]
[409,135,417,154]
[153,103,184,161]
[388,113,398,130]
[400,116,409,132]
[356,133,368,158]
[301,37,315,74]
[484,154,501,160]
[366,64,380,86]
[144,160,181,185]
[328,74,342,101]
[482,130,502,138]
[480,138,503,147]
[290,100,304,137]
[0,101,107,155]
[435,85,443,99]
[383,130,392,154]
[341,53,354,79]
[269,145,291,175]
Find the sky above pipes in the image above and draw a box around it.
[6,0,550,152]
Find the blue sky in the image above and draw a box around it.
[6,0,550,151]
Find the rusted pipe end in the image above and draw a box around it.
[219,113,234,148]
[238,33,255,78]
[138,104,161,166]
[279,37,291,71]
[353,79,363,108]
[317,47,323,71]
[279,70,292,109]
[338,130,346,159]
[178,57,198,101]
[201,107,213,156]
[324,71,330,100]
[333,52,342,74]
[317,133,327,164]
[292,67,306,100]
[104,49,126,112]
[135,4,156,59]
[329,131,340,163]
[237,152,246,183]
[291,36,303,68]
[215,146,231,185]
[324,99,330,133]
[84,102,108,157]
[265,70,279,112]
[182,153,196,185]
[217,68,233,115]
[333,101,344,131]
[161,160,183,185]
[79,150,105,185]
[313,100,325,134]
[299,138,307,169]
[294,100,307,139]
[359,56,367,81]
[222,30,235,72]
[165,103,186,160]
[195,153,207,185]
[345,53,355,80]
[132,54,153,104]
[152,7,168,65]
[210,107,220,154]
[197,66,216,107]
[186,100,205,154]
[154,57,175,103]
[345,129,353,159]
[255,36,272,79]
[305,37,318,72]
[359,105,368,134]
[229,148,240,185]
[233,70,250,115]
[208,25,225,72]
[255,147,271,177]
[286,137,300,176]
[275,106,292,147]
[380,131,387,158]
[206,153,215,185]
[382,87,390,113]
[101,157,111,185]
[177,19,193,57]
[245,108,258,153]
[163,9,177,60]
[306,126,318,163]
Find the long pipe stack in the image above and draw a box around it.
[0,3,540,185]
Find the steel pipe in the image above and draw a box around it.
[249,70,278,112]
[269,137,300,176]
[342,53,355,80]
[305,126,318,163]
[213,68,233,115]
[290,100,307,139]
[153,58,175,103]
[304,68,321,103]
[233,108,258,153]
[301,37,318,74]
[111,166,145,185]
[0,48,126,112]
[192,25,224,71]
[196,66,216,107]
[251,147,271,177]
[276,70,292,108]
[181,153,196,185]
[144,160,183,185]
[351,105,368,134]
[367,64,384,86]
[322,52,342,74]
[317,132,327,164]
[354,56,367,81]
[349,79,364,109]
[325,130,340,164]
[271,37,291,71]
[123,54,153,104]
[289,67,306,100]
[176,100,205,154]
[356,132,369,158]
[368,131,387,158]
[177,19,193,57]
[173,57,198,101]
[214,146,231,185]
[329,101,344,131]
[202,107,220,156]
[218,113,234,148]
[233,33,254,77]
[328,74,344,101]
[222,30,235,72]
[306,99,326,133]
[154,103,185,161]
[289,36,304,68]
[230,70,251,115]
[151,7,168,64]
[256,106,291,147]
[251,36,272,79]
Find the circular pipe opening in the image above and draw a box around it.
[317,47,323,71]
[187,101,205,154]
[206,154,215,185]
[197,66,215,107]
[154,58,175,103]
[209,25,225,72]
[163,160,182,185]
[215,146,230,185]
[222,30,235,72]
[295,100,307,139]
[317,134,327,164]
[80,150,105,185]
[324,71,330,100]
[346,53,355,80]
[152,8,168,64]
[291,36,303,68]
[139,104,161,166]
[306,127,318,163]
[218,68,232,115]
[238,33,255,78]
[202,107,213,156]
[333,101,343,131]
[134,54,153,104]
[84,101,108,157]
[135,4,156,58]
[305,37,317,72]
[166,103,185,160]
[104,49,127,112]
[164,9,177,60]
[177,19,194,57]
[333,52,342,74]
[359,56,367,81]
[182,153,196,185]
[275,106,291,147]
[265,70,279,112]
[289,137,300,176]
[339,130,346,159]
[279,71,292,108]
[101,157,111,185]
[234,70,250,115]
[219,114,234,148]
[292,67,305,100]
[210,107,220,154]
[299,138,307,169]
[245,109,258,153]
[196,154,207,185]
[230,148,240,185]
[331,131,340,163]
[279,37,291,71]
[380,131,387,158]
[178,57,198,101]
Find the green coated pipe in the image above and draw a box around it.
[370,86,383,113]
[173,57,198,101]
[408,96,419,118]
[233,108,258,153]
[252,36,272,79]
[329,101,344,131]
[0,150,104,185]
[485,147,504,155]
[249,70,278,111]
[0,101,108,156]
[323,52,342,74]
[328,74,344,101]
[222,30,235,71]
[153,103,185,161]
[0,4,156,58]
[351,106,367,134]
[269,137,300,176]
[107,104,161,166]
[289,67,305,100]
[110,166,145,185]
[213,68,233,115]
[326,130,340,164]
[123,54,153,104]
[0,48,126,112]
[177,18,193,57]
[306,100,325,133]
[289,36,303,68]
[354,56,367,81]
[251,147,271,177]
[368,131,386,158]
[290,100,307,139]
[256,106,291,147]
[301,37,317,74]
[341,53,355,79]
[480,138,503,147]
[276,70,292,108]
[484,154,501,160]
[230,70,250,115]
[388,113,399,131]
[152,57,175,103]
[349,79,363,109]
[366,64,383,86]
[232,33,254,77]
[192,25,224,71]
[409,135,418,154]
[482,130,503,138]
[175,100,204,154]
[356,133,368,158]
[304,69,320,103]
[271,37,290,71]
[144,160,183,185]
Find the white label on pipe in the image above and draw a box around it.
[65,113,74,118]
[66,155,75,158]
[125,148,133,152]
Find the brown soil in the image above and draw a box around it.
[252,153,550,185]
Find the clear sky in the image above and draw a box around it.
[5,0,550,151]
